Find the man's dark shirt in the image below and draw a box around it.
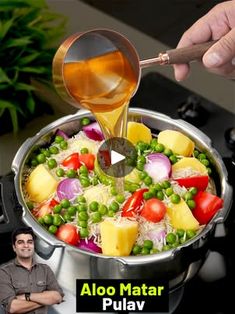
[0,258,64,314]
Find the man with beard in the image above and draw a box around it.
[0,227,64,313]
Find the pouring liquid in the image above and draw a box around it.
[63,50,137,190]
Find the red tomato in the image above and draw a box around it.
[49,198,59,207]
[140,198,166,223]
[61,153,81,170]
[56,224,80,245]
[193,191,223,224]
[122,189,148,217]
[79,153,95,170]
[175,176,209,191]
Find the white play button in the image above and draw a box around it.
[111,150,125,165]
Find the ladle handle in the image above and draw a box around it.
[166,40,217,64]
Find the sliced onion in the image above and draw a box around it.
[55,128,69,140]
[144,153,171,183]
[77,238,102,253]
[147,230,166,244]
[57,178,82,201]
[82,122,104,141]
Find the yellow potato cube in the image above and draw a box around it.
[167,200,199,230]
[100,218,138,256]
[26,164,58,203]
[172,157,207,177]
[158,130,195,156]
[127,122,152,144]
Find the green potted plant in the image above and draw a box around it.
[0,0,67,134]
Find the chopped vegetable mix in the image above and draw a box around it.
[22,120,223,256]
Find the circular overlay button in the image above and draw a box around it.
[97,137,137,178]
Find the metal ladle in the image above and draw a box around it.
[53,28,215,108]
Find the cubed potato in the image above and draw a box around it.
[172,157,207,177]
[100,218,138,256]
[26,164,58,203]
[167,200,199,230]
[158,130,195,156]
[127,122,152,144]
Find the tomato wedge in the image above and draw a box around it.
[56,224,80,245]
[175,175,209,190]
[122,188,148,217]
[193,191,223,224]
[79,153,95,170]
[140,198,166,223]
[61,153,81,170]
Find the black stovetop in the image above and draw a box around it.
[0,72,234,314]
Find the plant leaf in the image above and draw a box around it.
[0,68,11,83]
[26,93,35,114]
[14,82,36,92]
[0,0,46,10]
[19,66,48,74]
[18,52,41,65]
[4,36,32,48]
[0,18,15,40]
[8,107,18,133]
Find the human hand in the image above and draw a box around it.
[16,294,25,300]
[174,0,235,81]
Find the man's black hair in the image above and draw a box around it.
[11,227,36,245]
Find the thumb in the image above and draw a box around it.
[203,28,235,68]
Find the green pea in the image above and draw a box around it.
[91,212,102,223]
[109,201,119,212]
[154,143,164,153]
[55,135,64,143]
[156,190,164,200]
[78,211,89,221]
[165,187,173,196]
[91,177,99,186]
[143,240,153,250]
[144,176,152,186]
[166,233,177,244]
[161,180,171,189]
[126,183,139,193]
[179,237,186,244]
[80,228,89,238]
[53,204,62,214]
[77,203,87,212]
[193,150,199,158]
[176,229,185,238]
[115,194,125,204]
[49,146,59,154]
[207,167,212,175]
[42,149,51,158]
[89,201,99,212]
[154,183,162,191]
[48,225,58,234]
[36,153,46,164]
[59,141,68,150]
[201,159,210,167]
[79,165,88,175]
[66,169,77,178]
[189,187,198,195]
[187,199,196,209]
[63,213,72,222]
[132,245,142,255]
[53,214,63,226]
[186,230,196,239]
[60,199,70,209]
[56,168,65,177]
[198,153,207,160]
[149,186,157,196]
[37,217,44,225]
[136,141,149,152]
[136,162,144,171]
[150,138,158,149]
[141,247,150,255]
[164,148,173,157]
[169,155,178,164]
[47,158,57,169]
[162,245,171,251]
[43,214,53,225]
[183,191,193,201]
[137,155,146,164]
[80,178,90,187]
[31,159,38,167]
[77,220,88,228]
[143,191,153,200]
[110,186,118,196]
[170,194,181,204]
[139,171,148,180]
[80,117,90,126]
[67,206,77,216]
[107,210,115,217]
[80,147,89,154]
[150,248,159,254]
[98,204,108,216]
[76,195,86,203]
